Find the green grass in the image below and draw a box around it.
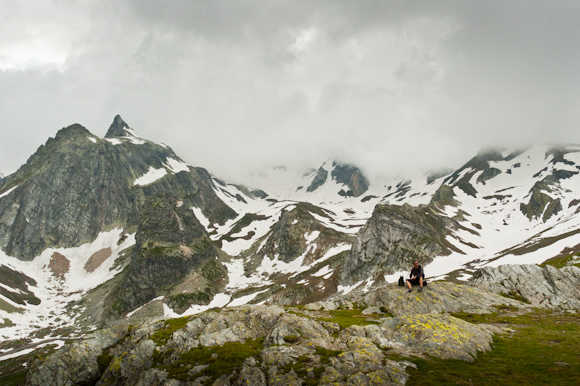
[156,338,265,385]
[0,369,27,386]
[402,310,580,385]
[317,309,385,329]
[540,254,580,269]
[150,316,190,346]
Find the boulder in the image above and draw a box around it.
[469,264,580,310]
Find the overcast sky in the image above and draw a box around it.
[1,0,579,183]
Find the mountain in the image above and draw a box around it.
[0,115,235,260]
[4,117,580,383]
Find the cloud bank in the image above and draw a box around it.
[1,1,579,183]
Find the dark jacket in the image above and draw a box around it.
[410,265,424,278]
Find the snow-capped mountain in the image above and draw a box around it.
[2,116,580,358]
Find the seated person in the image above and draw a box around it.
[406,261,424,292]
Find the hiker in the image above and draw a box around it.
[406,261,424,293]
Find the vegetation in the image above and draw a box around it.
[150,316,190,345]
[499,291,531,304]
[281,346,344,386]
[317,308,386,329]
[540,253,580,269]
[155,338,265,385]
[402,309,580,385]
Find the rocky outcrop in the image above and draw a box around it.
[26,282,512,386]
[0,116,235,260]
[346,282,526,316]
[26,326,127,386]
[468,264,580,310]
[258,203,352,264]
[307,166,328,193]
[331,163,369,197]
[112,192,224,315]
[341,203,459,284]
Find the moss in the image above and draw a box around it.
[150,316,190,346]
[406,310,580,385]
[317,309,382,329]
[499,291,531,305]
[283,335,301,344]
[97,348,114,374]
[156,338,265,385]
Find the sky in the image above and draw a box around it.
[1,0,579,184]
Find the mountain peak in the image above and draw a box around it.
[105,115,137,138]
[54,123,91,141]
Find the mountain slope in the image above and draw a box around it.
[0,116,235,260]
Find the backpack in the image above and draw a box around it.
[398,276,405,286]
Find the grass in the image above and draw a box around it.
[402,309,580,385]
[316,308,388,329]
[540,253,580,269]
[150,316,190,346]
[156,337,265,385]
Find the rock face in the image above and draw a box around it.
[468,264,580,310]
[0,116,235,260]
[114,192,221,315]
[305,161,369,197]
[341,203,459,284]
[331,163,369,197]
[26,282,509,386]
[26,326,127,386]
[347,282,526,316]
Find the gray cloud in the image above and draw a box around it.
[1,1,579,184]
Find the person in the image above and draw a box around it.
[406,261,424,293]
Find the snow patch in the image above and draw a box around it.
[227,289,269,307]
[0,186,18,199]
[133,167,168,186]
[311,265,332,277]
[105,138,122,145]
[164,158,190,174]
[337,280,364,295]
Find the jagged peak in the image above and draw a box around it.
[54,123,92,141]
[105,115,138,138]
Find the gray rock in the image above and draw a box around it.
[380,313,494,361]
[361,306,384,315]
[346,281,525,316]
[25,326,127,386]
[341,203,460,284]
[233,365,266,386]
[469,264,580,310]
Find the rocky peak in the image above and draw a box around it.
[331,163,369,197]
[105,115,136,138]
[53,123,92,142]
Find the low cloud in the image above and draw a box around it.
[1,1,579,185]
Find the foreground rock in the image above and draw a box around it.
[468,264,580,310]
[26,282,509,386]
[340,281,526,316]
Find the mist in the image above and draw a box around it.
[1,1,579,185]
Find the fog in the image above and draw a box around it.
[1,1,579,184]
